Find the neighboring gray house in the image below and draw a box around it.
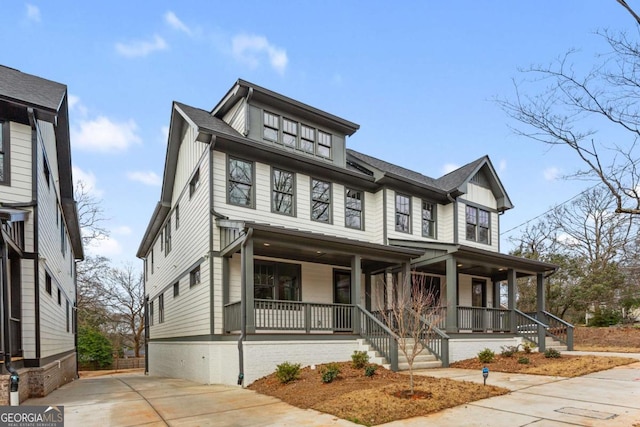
[138,79,572,386]
[0,65,83,403]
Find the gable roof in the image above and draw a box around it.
[0,65,66,120]
[174,101,242,138]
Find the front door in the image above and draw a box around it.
[471,279,486,331]
[333,270,352,331]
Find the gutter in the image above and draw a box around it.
[237,227,253,386]
[1,230,19,405]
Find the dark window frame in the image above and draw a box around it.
[164,219,172,255]
[253,260,301,302]
[190,265,201,287]
[345,188,364,230]
[189,168,200,198]
[45,272,52,295]
[158,293,165,323]
[271,168,295,216]
[421,200,436,238]
[0,121,10,186]
[227,157,255,208]
[311,178,332,223]
[173,282,180,298]
[395,193,411,233]
[465,205,490,244]
[263,111,279,142]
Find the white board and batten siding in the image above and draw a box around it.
[35,124,75,358]
[147,129,211,339]
[221,98,246,135]
[212,151,379,245]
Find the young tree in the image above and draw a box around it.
[375,273,441,395]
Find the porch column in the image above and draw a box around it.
[445,257,457,333]
[493,280,500,308]
[399,261,411,304]
[536,273,546,323]
[241,235,255,334]
[507,268,517,333]
[351,255,362,334]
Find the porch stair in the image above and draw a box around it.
[544,336,568,352]
[356,338,442,371]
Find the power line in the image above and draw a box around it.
[501,184,600,235]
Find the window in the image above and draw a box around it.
[160,230,163,252]
[0,121,9,185]
[190,266,201,287]
[300,125,315,154]
[421,201,436,238]
[149,300,154,326]
[57,287,61,305]
[164,219,171,255]
[189,168,200,198]
[317,131,331,158]
[395,194,411,233]
[228,158,253,207]
[43,157,50,188]
[158,294,164,323]
[282,118,297,148]
[66,300,70,332]
[345,189,363,230]
[45,273,52,295]
[254,261,301,301]
[263,111,279,141]
[466,206,490,244]
[175,204,180,229]
[173,282,180,297]
[60,215,66,255]
[151,249,154,274]
[272,169,294,215]
[311,179,331,223]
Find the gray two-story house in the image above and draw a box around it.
[137,79,571,386]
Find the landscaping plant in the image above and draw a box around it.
[275,361,301,384]
[351,350,370,369]
[477,348,495,363]
[321,363,341,383]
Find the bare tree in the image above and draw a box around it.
[76,255,111,329]
[375,273,441,395]
[102,264,145,357]
[498,26,640,215]
[75,180,109,247]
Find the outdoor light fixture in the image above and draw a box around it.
[263,243,270,247]
[482,367,489,385]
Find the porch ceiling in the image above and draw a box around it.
[223,222,424,273]
[389,239,557,280]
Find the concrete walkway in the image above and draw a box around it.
[23,353,640,426]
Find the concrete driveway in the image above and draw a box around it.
[23,354,640,426]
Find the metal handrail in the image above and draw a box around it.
[543,311,574,350]
[358,306,399,371]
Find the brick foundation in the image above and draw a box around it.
[0,353,77,405]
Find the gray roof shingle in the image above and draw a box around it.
[175,101,243,138]
[435,156,487,191]
[347,149,440,188]
[0,65,66,112]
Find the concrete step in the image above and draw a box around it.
[398,360,442,370]
[398,353,437,364]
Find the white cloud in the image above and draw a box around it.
[68,94,88,117]
[72,166,103,197]
[72,116,141,153]
[442,163,460,174]
[164,11,192,36]
[86,236,123,258]
[543,166,561,181]
[113,226,132,236]
[26,4,40,22]
[498,159,507,173]
[115,34,168,58]
[231,34,288,74]
[127,171,162,186]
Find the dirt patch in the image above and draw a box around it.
[451,352,637,377]
[249,362,509,426]
[574,326,640,351]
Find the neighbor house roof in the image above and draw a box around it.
[0,65,66,116]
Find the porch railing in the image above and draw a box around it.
[358,306,398,371]
[527,311,574,350]
[515,310,547,349]
[457,306,511,332]
[224,301,242,332]
[413,309,449,367]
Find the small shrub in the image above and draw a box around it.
[364,364,377,377]
[321,363,341,383]
[544,348,561,359]
[477,348,495,363]
[275,361,301,384]
[351,350,370,369]
[518,356,530,364]
[500,345,518,357]
[522,342,534,354]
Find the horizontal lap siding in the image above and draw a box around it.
[212,151,378,243]
[5,123,32,202]
[457,202,499,252]
[385,189,444,243]
[21,260,36,358]
[439,203,454,242]
[36,130,75,358]
[147,127,210,339]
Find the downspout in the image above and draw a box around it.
[237,227,253,386]
[1,230,19,405]
[243,88,253,137]
[446,192,457,244]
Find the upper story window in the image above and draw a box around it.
[164,219,171,255]
[466,205,490,244]
[173,282,180,298]
[345,188,363,230]
[317,131,331,158]
[0,121,8,185]
[261,111,333,160]
[228,157,254,207]
[60,214,67,256]
[189,168,200,198]
[311,179,331,223]
[158,293,165,323]
[263,111,279,142]
[45,272,52,295]
[149,300,154,326]
[422,201,436,238]
[272,168,295,216]
[190,265,201,287]
[395,193,411,233]
[175,204,180,229]
[43,157,50,188]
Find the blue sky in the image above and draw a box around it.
[1,1,635,267]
